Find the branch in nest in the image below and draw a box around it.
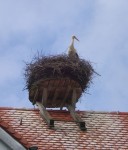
[24,54,97,92]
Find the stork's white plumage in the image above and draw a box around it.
[68,35,79,60]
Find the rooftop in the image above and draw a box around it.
[0,107,128,149]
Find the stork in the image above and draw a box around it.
[68,35,79,60]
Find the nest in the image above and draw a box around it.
[24,54,95,92]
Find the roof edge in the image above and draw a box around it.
[0,107,128,114]
[0,119,31,149]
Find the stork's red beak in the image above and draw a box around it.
[74,36,79,41]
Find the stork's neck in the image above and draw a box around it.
[70,38,74,48]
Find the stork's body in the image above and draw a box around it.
[68,36,79,60]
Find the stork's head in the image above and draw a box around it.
[72,35,79,41]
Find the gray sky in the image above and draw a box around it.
[0,0,128,111]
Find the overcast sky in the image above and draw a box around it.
[0,0,128,111]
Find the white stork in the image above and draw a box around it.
[68,35,79,60]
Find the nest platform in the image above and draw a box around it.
[29,78,82,108]
[24,54,95,107]
[24,54,95,130]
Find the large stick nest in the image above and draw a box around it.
[24,54,96,92]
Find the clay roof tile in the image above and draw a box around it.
[0,107,128,150]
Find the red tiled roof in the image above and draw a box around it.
[0,107,128,150]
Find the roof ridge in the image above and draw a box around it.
[0,107,128,114]
[0,118,31,149]
[0,107,38,110]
